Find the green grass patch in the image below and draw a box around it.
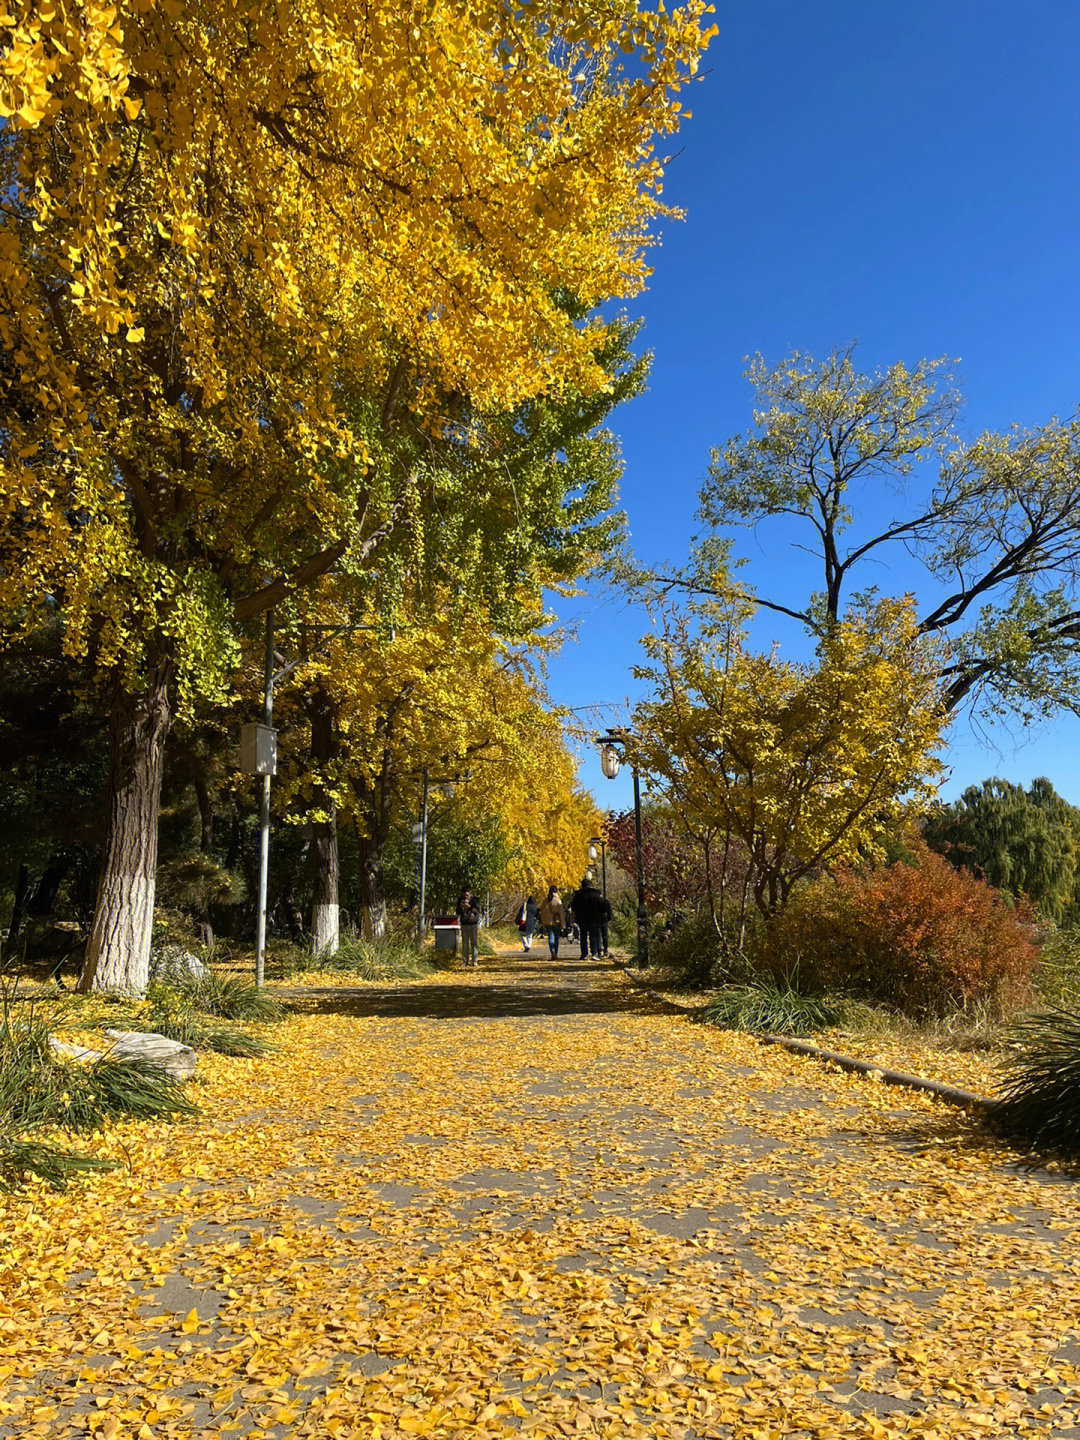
[286,935,437,982]
[698,976,846,1037]
[994,1008,1080,1154]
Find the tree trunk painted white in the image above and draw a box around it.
[361,896,386,940]
[353,749,391,942]
[312,894,339,956]
[79,662,173,995]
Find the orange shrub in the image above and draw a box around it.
[759,840,1038,1016]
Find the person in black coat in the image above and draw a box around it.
[571,880,604,959]
[456,887,481,967]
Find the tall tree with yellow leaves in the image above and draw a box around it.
[633,593,946,919]
[275,600,563,939]
[276,309,641,955]
[0,1,715,990]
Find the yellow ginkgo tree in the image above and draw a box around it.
[0,0,716,990]
[633,593,947,921]
[273,592,599,941]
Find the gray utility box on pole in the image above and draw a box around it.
[240,723,278,776]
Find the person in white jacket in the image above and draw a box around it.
[538,887,567,959]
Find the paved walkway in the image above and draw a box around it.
[3,950,1080,1438]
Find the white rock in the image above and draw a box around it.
[50,1037,103,1064]
[102,1029,198,1080]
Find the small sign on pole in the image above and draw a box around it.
[412,821,424,844]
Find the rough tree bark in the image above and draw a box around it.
[78,661,173,994]
[356,828,387,940]
[352,746,396,940]
[309,683,339,958]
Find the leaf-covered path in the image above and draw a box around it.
[4,949,1080,1439]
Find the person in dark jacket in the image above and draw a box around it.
[571,880,604,959]
[456,887,481,967]
[517,895,540,952]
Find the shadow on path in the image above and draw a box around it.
[284,957,690,1021]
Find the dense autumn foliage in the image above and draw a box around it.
[0,0,716,688]
[760,840,1039,1016]
[633,594,946,915]
[0,0,715,991]
[604,807,749,915]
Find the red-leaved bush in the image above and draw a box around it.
[759,840,1038,1016]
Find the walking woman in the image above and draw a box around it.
[538,886,566,959]
[518,895,540,952]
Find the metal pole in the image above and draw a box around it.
[600,841,607,902]
[632,765,648,968]
[255,608,274,986]
[417,766,430,941]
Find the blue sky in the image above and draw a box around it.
[554,0,1080,812]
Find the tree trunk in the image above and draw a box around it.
[311,815,339,955]
[184,750,214,853]
[357,830,387,940]
[3,864,29,961]
[279,874,306,944]
[351,745,394,942]
[309,686,339,957]
[78,663,173,994]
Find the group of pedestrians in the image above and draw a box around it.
[517,880,611,960]
[454,878,612,969]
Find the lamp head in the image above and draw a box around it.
[600,744,620,780]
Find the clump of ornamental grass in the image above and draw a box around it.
[181,968,283,1022]
[0,990,197,1188]
[0,1011,197,1133]
[993,1008,1080,1155]
[143,984,275,1057]
[307,936,435,981]
[0,1136,114,1192]
[699,975,845,1037]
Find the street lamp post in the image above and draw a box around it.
[255,609,274,987]
[596,729,648,968]
[239,608,279,989]
[588,835,607,901]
